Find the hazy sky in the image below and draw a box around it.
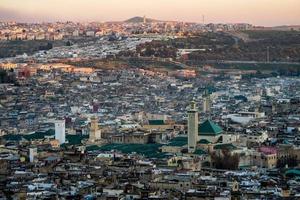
[0,0,299,26]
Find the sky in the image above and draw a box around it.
[0,0,299,26]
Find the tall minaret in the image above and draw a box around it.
[55,120,65,145]
[271,101,276,114]
[203,90,211,114]
[143,15,147,24]
[188,101,198,153]
[89,116,101,142]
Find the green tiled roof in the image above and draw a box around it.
[2,130,55,142]
[86,143,168,158]
[86,145,100,151]
[66,135,88,145]
[285,169,300,177]
[166,136,187,147]
[3,131,88,146]
[2,134,23,141]
[214,143,237,150]
[198,139,211,144]
[194,149,207,155]
[23,130,54,141]
[2,131,89,147]
[199,120,223,136]
[148,120,165,125]
[23,133,46,141]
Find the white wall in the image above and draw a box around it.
[55,120,65,144]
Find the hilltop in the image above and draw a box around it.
[124,16,161,23]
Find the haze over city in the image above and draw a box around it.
[0,0,300,26]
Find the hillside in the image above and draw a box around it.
[124,16,160,23]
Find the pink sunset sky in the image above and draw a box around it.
[0,0,299,26]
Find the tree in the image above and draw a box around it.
[66,41,72,46]
[46,42,53,50]
[0,69,16,84]
[277,156,297,168]
[211,149,240,170]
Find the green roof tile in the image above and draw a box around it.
[194,149,207,155]
[86,145,100,151]
[214,143,237,150]
[23,130,55,141]
[86,143,168,158]
[199,120,223,136]
[198,139,211,144]
[148,120,165,125]
[167,136,187,147]
[2,134,23,141]
[66,135,88,145]
[285,169,300,177]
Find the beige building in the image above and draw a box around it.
[161,145,183,154]
[202,90,211,113]
[150,178,192,191]
[244,131,268,145]
[111,132,149,144]
[142,119,174,131]
[0,63,17,70]
[89,116,101,143]
[252,147,278,169]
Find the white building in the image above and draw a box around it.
[55,120,65,144]
[86,31,95,37]
[245,131,268,144]
[227,111,265,125]
[29,148,37,163]
[73,30,79,37]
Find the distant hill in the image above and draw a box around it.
[271,25,300,31]
[124,16,161,23]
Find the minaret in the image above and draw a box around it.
[55,120,65,145]
[188,101,198,153]
[203,89,211,114]
[271,101,276,114]
[143,15,147,24]
[89,116,101,142]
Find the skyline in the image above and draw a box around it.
[0,0,299,26]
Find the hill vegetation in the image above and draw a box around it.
[129,31,300,63]
[0,40,63,58]
[124,16,160,23]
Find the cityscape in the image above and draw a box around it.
[0,0,300,199]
